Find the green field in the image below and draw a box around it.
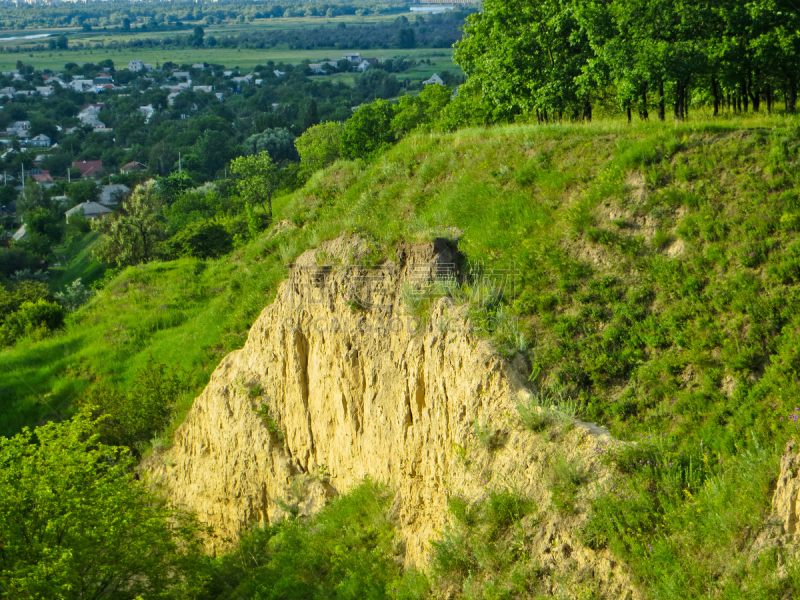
[0,44,457,76]
[0,12,461,74]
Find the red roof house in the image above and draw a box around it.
[72,160,104,178]
[29,170,54,184]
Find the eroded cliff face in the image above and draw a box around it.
[151,236,638,598]
[752,440,800,571]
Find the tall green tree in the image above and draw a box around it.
[230,152,280,218]
[340,100,396,160]
[93,185,165,266]
[0,413,205,599]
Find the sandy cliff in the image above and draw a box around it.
[151,236,638,598]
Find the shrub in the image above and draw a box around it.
[54,278,94,311]
[0,299,65,345]
[82,356,185,451]
[164,220,234,259]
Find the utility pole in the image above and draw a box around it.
[21,164,24,188]
[178,152,182,172]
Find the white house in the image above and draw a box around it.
[193,85,214,93]
[172,71,191,80]
[128,59,145,72]
[357,60,371,72]
[192,63,205,69]
[274,70,285,77]
[215,92,224,101]
[139,104,155,123]
[99,184,130,206]
[423,73,445,86]
[342,53,362,63]
[35,86,54,97]
[26,134,51,148]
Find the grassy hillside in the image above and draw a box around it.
[3,114,800,596]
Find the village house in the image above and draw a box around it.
[25,134,51,148]
[121,161,147,174]
[72,160,104,179]
[65,202,112,221]
[423,73,445,86]
[99,184,130,206]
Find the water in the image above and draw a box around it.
[410,6,455,13]
[0,33,51,42]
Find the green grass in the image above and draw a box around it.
[3,112,800,597]
[49,232,106,292]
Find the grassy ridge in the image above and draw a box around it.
[3,114,800,597]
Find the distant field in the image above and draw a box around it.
[0,43,459,78]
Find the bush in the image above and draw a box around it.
[0,299,65,345]
[82,356,185,450]
[200,480,404,600]
[54,278,94,311]
[0,247,39,278]
[164,220,234,259]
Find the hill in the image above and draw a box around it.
[3,116,800,597]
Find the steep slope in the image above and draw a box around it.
[151,236,637,598]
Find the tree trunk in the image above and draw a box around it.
[658,81,665,121]
[684,85,689,119]
[766,85,772,113]
[789,77,797,114]
[750,69,760,112]
[627,105,632,123]
[742,80,749,112]
[711,76,720,116]
[674,82,684,120]
[641,83,649,120]
[583,101,592,122]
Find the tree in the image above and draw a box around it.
[340,99,396,160]
[22,208,63,260]
[93,185,165,267]
[0,414,205,599]
[148,140,178,176]
[16,181,50,218]
[230,152,280,218]
[398,27,416,48]
[391,83,453,136]
[193,129,233,177]
[192,25,205,47]
[299,98,319,130]
[295,121,344,175]
[66,178,100,205]
[243,128,298,163]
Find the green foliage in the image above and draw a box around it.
[164,220,233,259]
[0,298,65,346]
[83,355,185,450]
[0,413,205,599]
[244,127,299,163]
[21,207,64,260]
[231,151,280,218]
[54,278,94,311]
[93,185,166,267]
[454,0,800,122]
[549,453,589,514]
[200,480,403,600]
[430,487,537,598]
[0,247,38,278]
[295,121,344,175]
[341,99,397,160]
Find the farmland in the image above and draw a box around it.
[0,11,462,75]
